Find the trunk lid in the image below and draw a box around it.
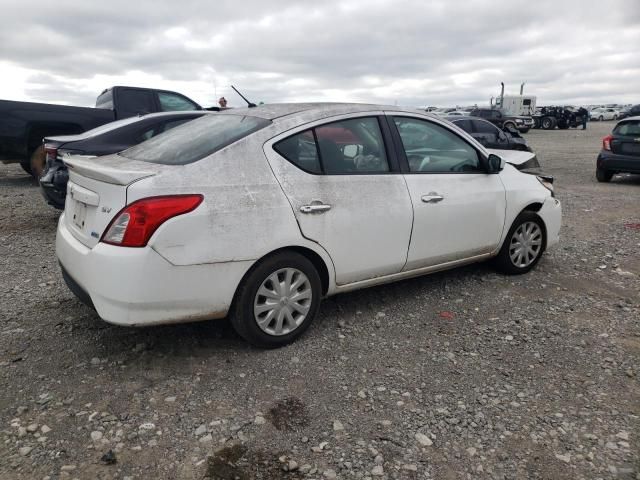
[63,154,160,248]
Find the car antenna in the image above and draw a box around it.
[231,85,257,108]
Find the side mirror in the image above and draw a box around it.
[487,154,505,173]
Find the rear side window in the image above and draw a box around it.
[119,89,156,115]
[273,117,389,175]
[121,114,271,165]
[614,120,640,136]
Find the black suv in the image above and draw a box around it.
[446,116,531,152]
[468,108,534,134]
[596,116,640,182]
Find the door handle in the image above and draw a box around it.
[300,203,332,214]
[421,193,444,203]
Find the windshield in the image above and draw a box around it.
[120,114,271,165]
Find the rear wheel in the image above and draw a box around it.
[230,252,322,348]
[541,117,556,130]
[596,167,613,182]
[29,145,47,179]
[19,158,33,175]
[493,212,545,275]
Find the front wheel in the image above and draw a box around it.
[596,167,613,182]
[230,252,322,348]
[519,128,530,134]
[493,212,546,275]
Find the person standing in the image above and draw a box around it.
[579,107,588,130]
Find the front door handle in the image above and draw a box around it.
[421,193,444,203]
[300,203,332,214]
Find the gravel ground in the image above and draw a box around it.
[0,121,638,480]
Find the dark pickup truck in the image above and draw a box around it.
[0,86,204,176]
[468,108,535,134]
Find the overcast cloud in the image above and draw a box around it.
[1,0,638,108]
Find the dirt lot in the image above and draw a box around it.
[0,121,638,480]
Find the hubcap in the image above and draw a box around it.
[253,268,312,336]
[509,221,543,268]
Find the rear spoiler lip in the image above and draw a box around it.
[64,155,157,186]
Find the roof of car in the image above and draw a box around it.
[620,115,640,122]
[444,115,490,123]
[216,103,425,121]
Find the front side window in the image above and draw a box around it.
[474,119,500,135]
[273,130,322,174]
[452,119,473,133]
[273,117,389,174]
[158,92,199,111]
[393,117,481,173]
[121,114,271,165]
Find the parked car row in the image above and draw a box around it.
[52,103,561,347]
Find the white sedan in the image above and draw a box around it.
[590,108,619,121]
[57,103,561,347]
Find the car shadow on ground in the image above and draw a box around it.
[72,260,501,360]
[0,174,36,188]
[608,173,640,185]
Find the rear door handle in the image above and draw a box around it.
[300,203,331,214]
[421,193,444,203]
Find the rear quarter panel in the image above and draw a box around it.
[126,127,336,280]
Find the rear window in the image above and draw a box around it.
[614,120,640,136]
[96,91,114,109]
[120,114,271,165]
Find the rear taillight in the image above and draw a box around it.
[101,195,203,247]
[44,145,58,164]
[602,135,613,151]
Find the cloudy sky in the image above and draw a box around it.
[1,0,638,109]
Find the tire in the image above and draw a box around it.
[596,167,613,182]
[613,115,618,121]
[533,118,540,129]
[29,145,47,179]
[519,128,530,134]
[493,212,546,275]
[598,116,604,121]
[19,158,33,175]
[541,117,555,130]
[230,251,322,348]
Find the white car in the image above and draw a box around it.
[590,108,619,121]
[56,104,561,347]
